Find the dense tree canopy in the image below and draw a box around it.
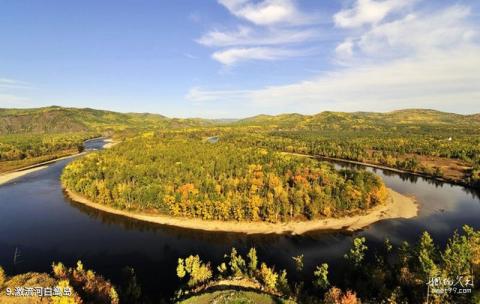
[61,134,389,222]
[0,133,88,162]
[0,133,95,173]
[218,128,480,188]
[3,107,480,187]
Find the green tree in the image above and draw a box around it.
[344,237,368,267]
[247,247,258,275]
[228,248,246,277]
[277,269,290,295]
[313,263,329,289]
[417,232,438,280]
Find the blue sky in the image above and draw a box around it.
[1,0,479,118]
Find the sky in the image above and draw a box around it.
[0,0,479,118]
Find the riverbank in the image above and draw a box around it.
[0,165,49,185]
[0,153,85,186]
[283,152,473,189]
[0,137,117,186]
[64,188,418,235]
[102,138,119,149]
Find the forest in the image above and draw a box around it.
[3,107,480,188]
[175,225,480,304]
[61,133,389,222]
[0,106,220,173]
[0,133,94,173]
[230,109,480,188]
[202,124,480,188]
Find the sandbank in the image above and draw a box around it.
[65,188,418,235]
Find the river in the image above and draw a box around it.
[0,138,479,301]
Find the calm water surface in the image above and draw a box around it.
[0,138,479,301]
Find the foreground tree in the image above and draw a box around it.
[176,255,212,288]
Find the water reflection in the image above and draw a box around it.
[328,159,480,200]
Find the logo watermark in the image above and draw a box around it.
[426,275,474,295]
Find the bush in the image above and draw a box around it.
[0,266,5,287]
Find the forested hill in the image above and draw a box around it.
[2,106,479,134]
[235,109,480,130]
[0,106,215,134]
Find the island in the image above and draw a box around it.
[61,134,418,234]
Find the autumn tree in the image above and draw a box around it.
[259,262,278,291]
[176,255,212,288]
[0,265,5,288]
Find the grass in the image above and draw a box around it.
[177,289,295,304]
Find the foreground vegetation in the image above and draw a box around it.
[177,290,294,304]
[175,226,480,304]
[1,227,478,303]
[62,133,389,223]
[0,261,118,304]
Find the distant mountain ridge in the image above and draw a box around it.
[0,106,478,134]
[0,106,213,134]
[235,109,480,130]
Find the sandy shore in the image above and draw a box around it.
[65,188,418,235]
[0,165,50,185]
[102,138,119,149]
[0,153,86,186]
[0,138,119,186]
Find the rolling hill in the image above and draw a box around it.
[1,106,479,135]
[0,106,215,134]
[235,109,480,131]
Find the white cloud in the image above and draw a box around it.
[334,0,415,28]
[334,4,477,64]
[186,86,251,103]
[183,53,198,59]
[218,0,305,25]
[0,78,18,85]
[0,78,31,107]
[198,0,321,65]
[0,93,31,107]
[357,5,475,57]
[190,3,480,115]
[189,46,480,113]
[0,78,30,90]
[197,26,315,47]
[211,47,302,66]
[249,47,480,111]
[335,38,354,59]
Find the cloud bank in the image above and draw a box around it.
[198,0,320,66]
[188,1,480,114]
